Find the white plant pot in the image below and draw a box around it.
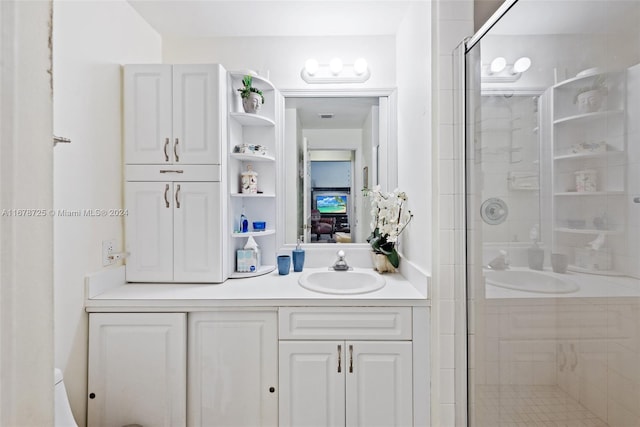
[371,252,396,273]
[242,92,262,114]
[576,89,604,114]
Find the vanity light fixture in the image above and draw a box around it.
[512,56,532,74]
[482,56,532,83]
[489,57,507,74]
[301,57,371,84]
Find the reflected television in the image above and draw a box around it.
[314,193,348,214]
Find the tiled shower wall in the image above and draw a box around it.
[433,1,474,425]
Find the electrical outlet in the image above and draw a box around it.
[102,239,116,266]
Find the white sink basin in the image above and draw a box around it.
[298,269,386,295]
[484,269,579,294]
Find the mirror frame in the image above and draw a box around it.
[277,88,398,251]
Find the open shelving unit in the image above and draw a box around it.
[227,72,281,279]
[548,69,628,275]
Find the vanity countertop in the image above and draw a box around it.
[85,266,429,312]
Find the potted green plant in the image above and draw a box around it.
[574,75,607,113]
[237,75,264,114]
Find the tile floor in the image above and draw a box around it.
[473,385,608,427]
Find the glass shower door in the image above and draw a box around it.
[465,1,640,426]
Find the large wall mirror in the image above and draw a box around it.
[281,91,396,246]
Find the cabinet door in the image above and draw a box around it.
[124,64,173,164]
[125,182,174,282]
[88,313,186,427]
[188,311,278,427]
[346,341,413,427]
[173,65,223,165]
[279,341,345,427]
[173,182,223,282]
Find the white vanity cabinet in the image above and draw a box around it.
[87,313,187,427]
[188,311,278,427]
[125,173,225,283]
[124,64,225,165]
[278,307,414,427]
[279,340,412,427]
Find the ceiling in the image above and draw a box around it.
[490,0,640,35]
[127,0,413,38]
[286,97,379,129]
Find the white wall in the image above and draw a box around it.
[396,1,432,273]
[163,35,396,89]
[0,1,54,425]
[53,2,160,424]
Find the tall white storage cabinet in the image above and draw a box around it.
[188,311,278,426]
[124,64,227,282]
[87,313,187,427]
[124,64,222,165]
[227,72,282,277]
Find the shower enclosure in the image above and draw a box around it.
[462,1,640,425]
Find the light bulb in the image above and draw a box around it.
[513,57,531,73]
[304,58,319,76]
[329,57,343,75]
[353,58,368,75]
[490,57,507,74]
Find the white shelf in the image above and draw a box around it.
[232,229,276,238]
[554,150,624,161]
[553,110,623,125]
[554,191,625,196]
[553,71,608,90]
[228,265,276,279]
[230,193,276,198]
[230,112,275,127]
[231,152,275,162]
[554,227,621,235]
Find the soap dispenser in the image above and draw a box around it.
[528,224,544,270]
[292,236,305,272]
[240,209,248,233]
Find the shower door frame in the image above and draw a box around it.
[453,1,522,426]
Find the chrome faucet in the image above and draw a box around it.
[487,250,509,270]
[331,250,352,271]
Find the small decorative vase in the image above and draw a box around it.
[242,92,262,114]
[371,251,396,273]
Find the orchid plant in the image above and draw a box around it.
[366,186,413,268]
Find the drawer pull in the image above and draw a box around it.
[159,169,184,174]
[337,345,342,373]
[349,345,353,373]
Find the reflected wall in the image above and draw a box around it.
[466,1,640,426]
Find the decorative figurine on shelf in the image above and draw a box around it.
[237,75,264,114]
[241,164,258,194]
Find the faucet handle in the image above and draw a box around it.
[336,249,345,259]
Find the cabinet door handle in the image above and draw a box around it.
[164,184,170,208]
[337,345,342,373]
[163,138,170,162]
[349,344,353,373]
[174,138,180,162]
[175,184,181,209]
